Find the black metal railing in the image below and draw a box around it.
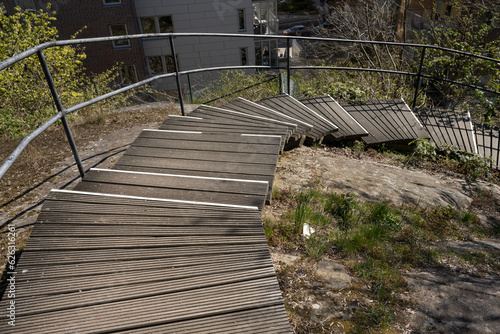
[1,32,499,180]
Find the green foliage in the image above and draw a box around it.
[352,140,366,158]
[0,6,85,137]
[406,138,492,180]
[293,191,315,234]
[293,70,367,102]
[410,137,437,161]
[192,70,280,105]
[437,143,492,180]
[267,187,494,331]
[353,304,395,330]
[304,233,330,258]
[325,193,360,230]
[417,3,500,120]
[0,7,141,139]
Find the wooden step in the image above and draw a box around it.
[300,95,369,141]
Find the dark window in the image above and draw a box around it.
[103,0,121,5]
[445,5,452,17]
[110,24,130,47]
[158,16,174,33]
[120,65,137,85]
[147,55,179,75]
[148,56,164,75]
[140,17,156,34]
[166,55,179,73]
[240,48,247,66]
[238,9,245,31]
[16,0,35,11]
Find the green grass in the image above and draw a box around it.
[265,188,498,332]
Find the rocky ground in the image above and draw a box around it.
[268,145,500,333]
[1,106,499,333]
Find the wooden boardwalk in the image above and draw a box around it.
[341,99,429,145]
[0,117,291,332]
[3,93,500,332]
[300,95,369,142]
[474,123,500,170]
[414,108,478,154]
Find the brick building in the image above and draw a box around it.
[3,0,278,90]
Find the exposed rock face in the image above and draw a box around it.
[275,146,475,208]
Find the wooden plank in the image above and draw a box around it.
[81,169,268,196]
[44,190,262,214]
[342,103,388,144]
[20,244,271,266]
[259,94,337,141]
[300,95,368,139]
[415,108,477,154]
[114,155,276,175]
[29,223,264,237]
[75,169,268,209]
[138,130,283,145]
[131,137,280,154]
[3,278,284,334]
[124,145,278,164]
[14,268,277,316]
[158,123,288,138]
[222,97,312,140]
[116,305,291,333]
[15,252,273,281]
[190,105,296,139]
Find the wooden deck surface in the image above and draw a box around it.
[474,123,500,170]
[414,108,477,154]
[341,99,429,145]
[3,93,499,332]
[300,95,369,141]
[259,94,338,142]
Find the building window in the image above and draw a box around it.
[158,16,174,33]
[140,17,156,34]
[165,55,177,73]
[140,16,174,34]
[109,24,130,48]
[147,55,179,75]
[445,4,452,17]
[238,9,245,31]
[120,65,137,85]
[240,48,247,66]
[103,0,121,5]
[148,56,164,75]
[15,0,36,11]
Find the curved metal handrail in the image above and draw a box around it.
[1,33,499,181]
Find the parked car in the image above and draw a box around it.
[283,25,312,36]
[315,21,333,30]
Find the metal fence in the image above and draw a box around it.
[1,32,499,180]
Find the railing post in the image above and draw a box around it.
[412,46,426,109]
[169,35,185,116]
[187,73,194,104]
[37,50,85,179]
[286,38,291,95]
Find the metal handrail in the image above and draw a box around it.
[1,33,499,181]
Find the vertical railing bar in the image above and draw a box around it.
[286,38,291,96]
[412,46,426,109]
[37,50,85,179]
[187,73,193,104]
[489,124,493,168]
[496,126,500,170]
[169,35,185,116]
